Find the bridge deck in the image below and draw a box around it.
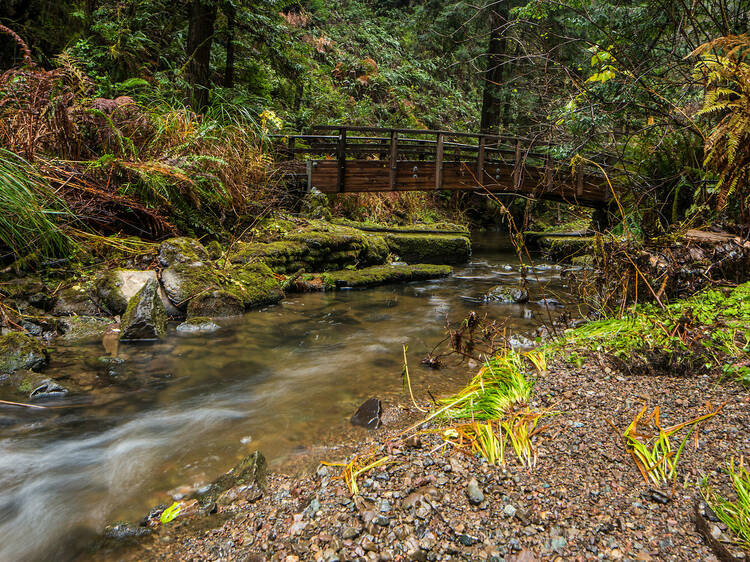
[276,126,614,208]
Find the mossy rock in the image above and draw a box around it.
[57,316,114,342]
[94,269,158,315]
[531,235,596,263]
[161,263,220,310]
[176,317,221,334]
[334,218,469,235]
[51,283,101,316]
[0,277,53,311]
[0,332,48,374]
[322,263,452,289]
[158,237,210,267]
[229,240,309,273]
[187,290,245,318]
[383,233,471,264]
[205,240,223,260]
[119,279,167,341]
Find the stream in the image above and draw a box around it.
[0,233,578,561]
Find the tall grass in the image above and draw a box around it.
[0,149,74,260]
[704,458,750,549]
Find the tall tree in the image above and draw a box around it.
[479,2,509,134]
[186,0,217,110]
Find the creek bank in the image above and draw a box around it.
[0,217,470,400]
[89,283,749,561]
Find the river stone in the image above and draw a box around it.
[94,269,179,316]
[383,232,471,265]
[350,397,382,429]
[211,451,268,499]
[466,478,484,505]
[158,237,210,267]
[0,332,47,374]
[119,279,167,341]
[176,317,221,334]
[29,378,69,401]
[485,285,529,304]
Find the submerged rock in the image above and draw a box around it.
[485,285,529,304]
[29,378,69,401]
[187,290,244,318]
[119,279,167,341]
[51,284,100,316]
[350,397,383,429]
[57,316,114,342]
[0,332,47,374]
[176,317,221,334]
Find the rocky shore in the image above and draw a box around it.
[87,350,748,561]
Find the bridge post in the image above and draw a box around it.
[435,133,444,189]
[389,130,398,190]
[513,140,522,190]
[476,136,485,186]
[337,127,347,192]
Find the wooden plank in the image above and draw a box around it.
[389,131,398,190]
[435,133,444,189]
[337,128,346,192]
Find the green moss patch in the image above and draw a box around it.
[0,332,48,374]
[383,233,471,264]
[321,263,452,289]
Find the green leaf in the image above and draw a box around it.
[160,502,182,524]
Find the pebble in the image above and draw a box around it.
[503,504,517,518]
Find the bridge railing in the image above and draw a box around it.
[271,125,619,206]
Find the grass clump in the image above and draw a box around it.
[615,404,721,486]
[703,458,750,550]
[439,350,543,421]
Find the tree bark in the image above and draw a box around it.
[223,1,235,88]
[187,0,217,111]
[480,3,509,134]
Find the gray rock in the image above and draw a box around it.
[176,317,221,334]
[95,269,157,315]
[342,526,360,539]
[57,316,113,342]
[549,536,567,552]
[503,504,517,518]
[187,290,245,318]
[119,279,167,341]
[485,285,529,304]
[0,332,47,374]
[51,284,100,316]
[457,534,478,546]
[350,397,382,429]
[103,522,152,540]
[29,378,69,401]
[304,497,321,519]
[466,478,484,505]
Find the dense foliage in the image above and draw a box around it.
[0,0,748,262]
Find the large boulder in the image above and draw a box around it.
[0,332,48,374]
[158,237,210,267]
[119,279,167,341]
[160,263,218,310]
[383,233,471,264]
[94,269,178,316]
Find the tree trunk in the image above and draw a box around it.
[223,1,235,88]
[480,3,509,134]
[187,0,217,111]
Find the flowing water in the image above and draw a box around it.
[0,233,578,561]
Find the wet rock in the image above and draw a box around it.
[158,237,210,267]
[350,398,382,429]
[304,497,321,519]
[29,378,69,401]
[503,504,517,518]
[103,522,153,540]
[322,264,452,289]
[0,332,47,374]
[176,317,221,334]
[208,451,268,502]
[187,290,245,318]
[466,478,484,505]
[535,298,563,308]
[457,534,478,546]
[119,279,167,341]
[383,232,471,265]
[485,285,529,304]
[342,526,361,539]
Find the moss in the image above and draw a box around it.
[323,263,452,289]
[187,290,245,318]
[161,263,221,307]
[119,279,167,341]
[57,316,113,342]
[229,240,309,272]
[206,240,223,260]
[333,218,469,235]
[384,233,471,264]
[229,262,284,308]
[94,268,128,314]
[0,332,48,374]
[158,237,210,267]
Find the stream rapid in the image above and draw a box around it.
[0,233,578,561]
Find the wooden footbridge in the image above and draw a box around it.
[276,125,616,208]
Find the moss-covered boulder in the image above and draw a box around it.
[0,277,53,311]
[8,370,69,400]
[51,283,101,316]
[322,264,452,289]
[94,269,159,315]
[119,279,167,341]
[383,233,471,264]
[0,332,47,374]
[160,263,219,310]
[187,290,245,317]
[158,237,210,267]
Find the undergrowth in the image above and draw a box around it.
[703,458,750,550]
